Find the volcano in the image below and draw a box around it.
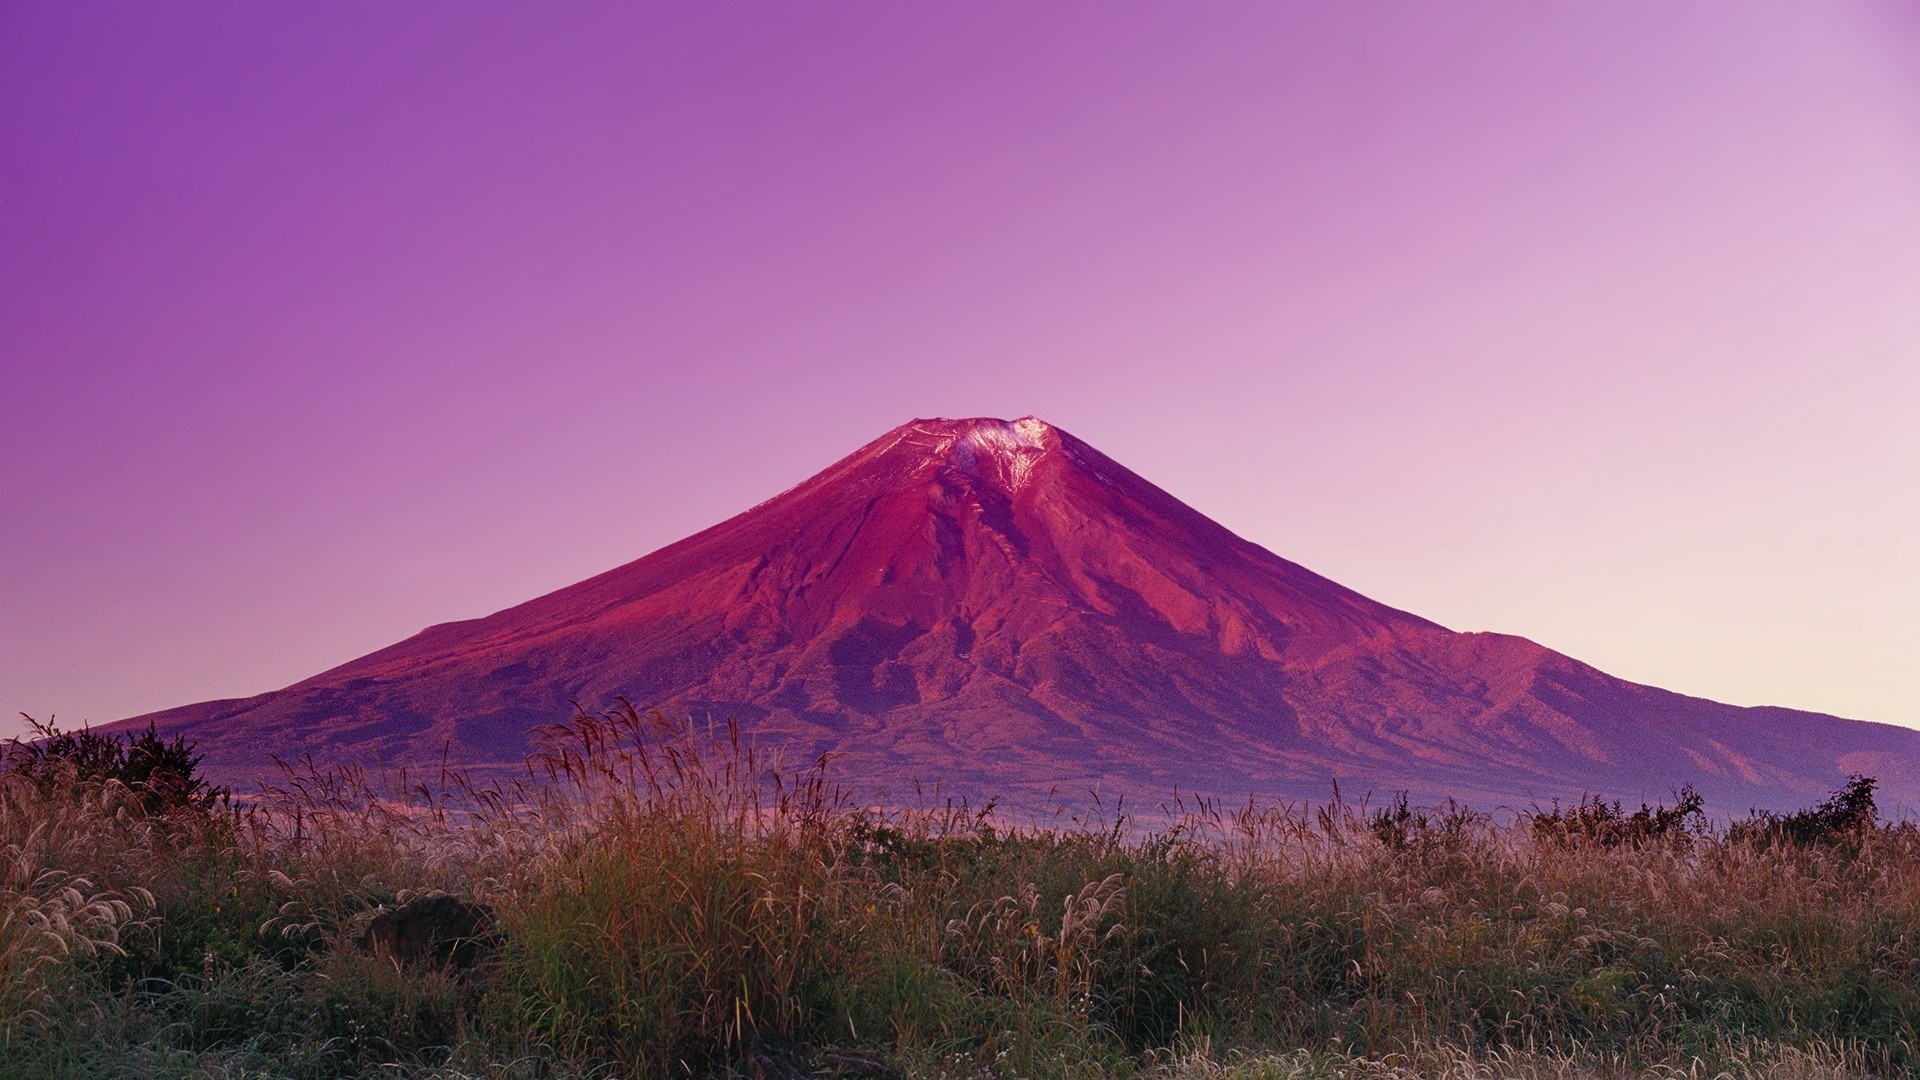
[121,417,1920,812]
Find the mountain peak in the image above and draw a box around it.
[882,416,1064,492]
[908,414,1052,437]
[897,415,1057,452]
[951,416,1056,490]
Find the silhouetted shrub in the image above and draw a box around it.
[1530,786,1705,848]
[1735,774,1878,847]
[4,716,227,816]
[1369,794,1483,859]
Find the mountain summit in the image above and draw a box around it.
[123,417,1920,810]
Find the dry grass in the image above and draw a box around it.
[2,704,1918,1077]
[0,770,154,1027]
[1142,1037,1877,1080]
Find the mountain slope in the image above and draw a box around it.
[121,417,1920,811]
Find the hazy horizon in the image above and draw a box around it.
[4,2,1917,738]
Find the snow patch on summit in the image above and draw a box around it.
[955,417,1052,490]
[1012,417,1051,444]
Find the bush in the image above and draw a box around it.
[1530,786,1705,849]
[1368,795,1485,861]
[5,716,227,817]
[1735,775,1879,847]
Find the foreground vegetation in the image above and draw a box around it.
[2,707,1917,1078]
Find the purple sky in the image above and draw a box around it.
[3,3,1917,740]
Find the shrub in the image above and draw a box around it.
[1368,795,1485,862]
[5,716,227,817]
[1530,786,1705,849]
[1735,775,1879,847]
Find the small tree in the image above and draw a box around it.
[1735,774,1877,847]
[1531,786,1706,849]
[5,715,227,816]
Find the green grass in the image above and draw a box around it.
[2,705,1917,1077]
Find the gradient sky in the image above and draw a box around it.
[3,2,1917,741]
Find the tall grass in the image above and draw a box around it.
[2,705,1917,1077]
[0,776,151,1027]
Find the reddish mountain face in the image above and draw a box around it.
[123,417,1920,812]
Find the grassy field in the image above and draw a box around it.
[2,705,1916,1079]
